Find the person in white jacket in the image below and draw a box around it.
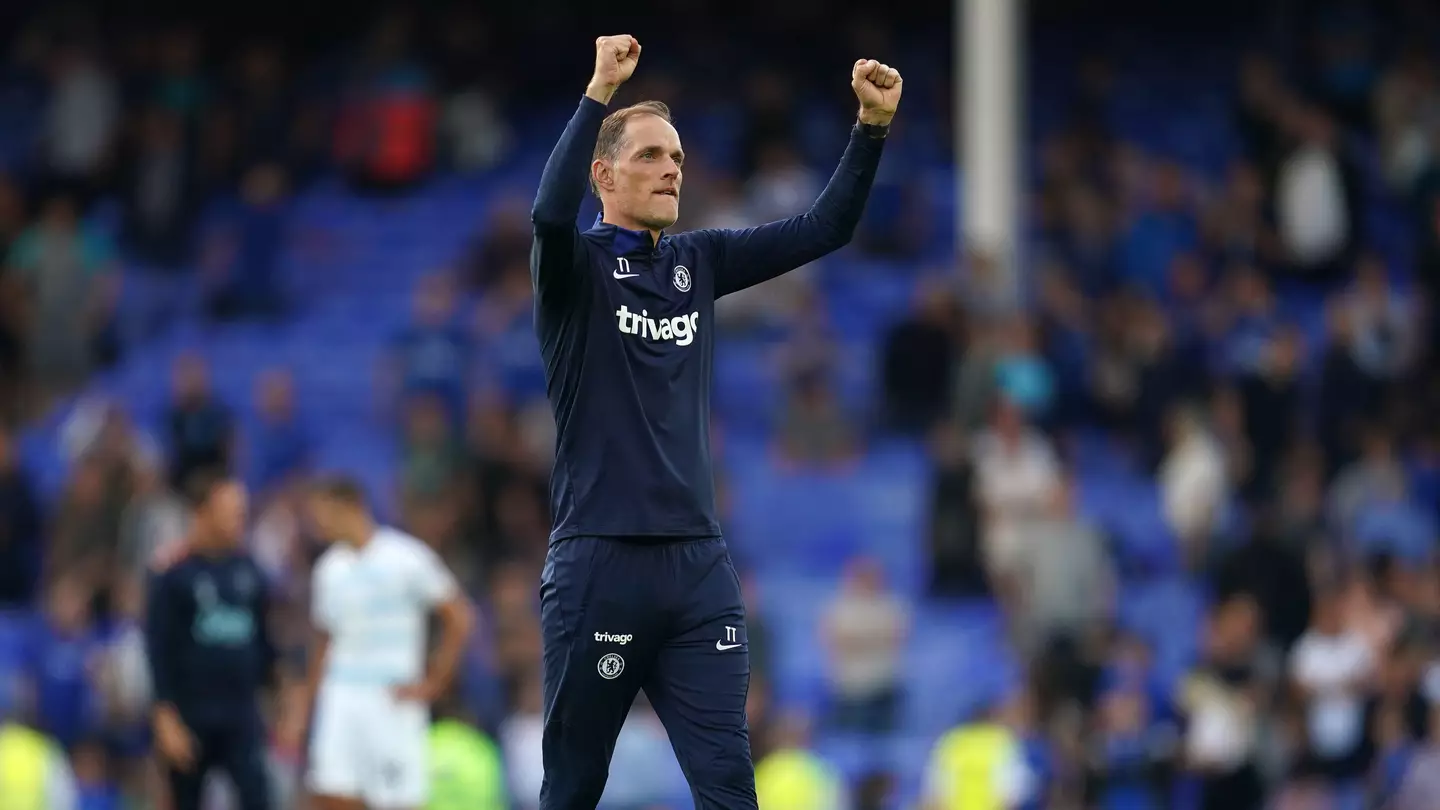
[1160,405,1229,569]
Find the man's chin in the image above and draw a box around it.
[641,206,679,231]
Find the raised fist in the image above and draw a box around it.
[588,35,641,103]
[852,59,902,126]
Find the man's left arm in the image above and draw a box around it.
[707,59,901,298]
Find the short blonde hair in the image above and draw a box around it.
[590,100,672,196]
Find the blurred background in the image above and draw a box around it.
[0,0,1437,808]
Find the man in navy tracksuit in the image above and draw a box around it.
[146,473,276,810]
[530,34,902,809]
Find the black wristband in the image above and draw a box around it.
[857,121,890,139]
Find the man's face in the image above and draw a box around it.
[601,114,684,231]
[205,481,249,543]
[305,495,347,541]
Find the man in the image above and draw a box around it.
[296,475,474,810]
[146,472,276,810]
[530,34,900,809]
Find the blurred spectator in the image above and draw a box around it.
[223,42,298,173]
[1274,106,1362,284]
[1289,585,1375,806]
[474,263,545,400]
[1214,513,1314,651]
[70,738,120,809]
[248,368,312,495]
[1083,678,1178,810]
[776,371,858,470]
[1236,326,1303,502]
[972,398,1061,597]
[993,318,1054,422]
[1160,404,1229,568]
[165,353,235,491]
[8,193,119,407]
[879,278,959,434]
[754,713,847,810]
[389,273,472,425]
[1332,254,1418,381]
[427,693,509,809]
[0,707,80,810]
[401,393,464,509]
[151,26,210,119]
[1317,302,1382,472]
[1089,296,1188,448]
[1120,160,1198,296]
[49,456,122,578]
[461,196,532,293]
[0,425,42,606]
[739,72,798,176]
[93,576,151,728]
[116,446,185,582]
[435,12,511,175]
[40,43,119,203]
[1341,567,1405,663]
[117,105,202,272]
[0,174,28,415]
[1014,478,1115,661]
[1304,5,1380,131]
[28,574,103,749]
[1329,425,1408,537]
[922,693,1038,810]
[926,422,985,597]
[1201,161,1281,269]
[336,12,437,194]
[1235,54,1290,174]
[853,771,896,810]
[206,162,291,321]
[1179,594,1271,810]
[1272,443,1329,553]
[951,319,1001,430]
[821,557,909,734]
[746,142,819,222]
[1373,49,1440,194]
[1389,704,1440,810]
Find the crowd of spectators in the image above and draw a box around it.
[0,1,1436,809]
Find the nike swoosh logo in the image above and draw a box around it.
[613,271,640,279]
[715,641,743,651]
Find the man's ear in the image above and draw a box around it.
[591,159,613,193]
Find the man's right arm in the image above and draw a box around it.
[530,35,640,294]
[144,569,181,711]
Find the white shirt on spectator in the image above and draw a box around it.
[824,592,909,698]
[45,62,119,176]
[1160,431,1228,545]
[1290,629,1373,758]
[1277,144,1348,267]
[972,428,1061,575]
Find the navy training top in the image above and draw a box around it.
[531,96,885,542]
[145,549,276,728]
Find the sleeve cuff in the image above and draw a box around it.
[856,121,890,140]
